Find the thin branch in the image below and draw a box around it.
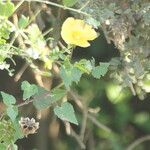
[17,98,34,107]
[69,90,111,133]
[69,90,83,109]
[80,108,88,141]
[126,135,150,150]
[25,0,90,16]
[71,128,86,149]
[14,0,25,13]
[87,114,111,133]
[79,0,90,11]
[16,82,65,108]
[13,13,30,81]
[14,62,29,82]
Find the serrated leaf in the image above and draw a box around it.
[0,1,15,17]
[63,0,77,7]
[92,63,109,79]
[1,92,16,105]
[60,66,72,88]
[54,102,78,125]
[72,67,82,83]
[60,66,83,89]
[75,59,93,74]
[18,15,29,29]
[21,81,38,100]
[6,106,18,122]
[33,87,66,110]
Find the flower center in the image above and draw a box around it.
[72,31,83,41]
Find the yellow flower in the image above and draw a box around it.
[61,17,97,47]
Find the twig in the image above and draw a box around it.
[14,0,25,13]
[64,122,71,135]
[69,90,111,133]
[71,128,86,149]
[25,0,90,16]
[17,98,34,107]
[87,114,111,133]
[14,62,29,82]
[16,82,65,108]
[126,135,150,150]
[80,108,88,141]
[129,81,136,96]
[69,90,83,109]
[79,0,90,11]
[13,14,30,81]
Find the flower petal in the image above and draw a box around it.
[61,17,97,47]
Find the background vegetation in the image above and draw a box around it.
[0,0,149,150]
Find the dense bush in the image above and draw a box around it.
[0,0,149,149]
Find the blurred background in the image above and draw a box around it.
[0,0,150,150]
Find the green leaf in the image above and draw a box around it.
[0,120,16,146]
[75,59,93,74]
[63,0,77,7]
[0,144,6,150]
[13,120,24,140]
[72,67,83,83]
[92,62,109,79]
[33,87,51,110]
[60,66,83,89]
[60,66,72,88]
[21,81,38,100]
[86,18,100,29]
[33,87,66,110]
[1,92,16,105]
[18,15,29,29]
[50,88,66,103]
[0,1,15,17]
[54,102,78,125]
[6,106,18,122]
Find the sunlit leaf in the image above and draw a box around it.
[0,1,15,17]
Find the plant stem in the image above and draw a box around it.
[126,135,150,150]
[14,0,25,12]
[25,0,90,16]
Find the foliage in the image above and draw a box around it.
[0,81,78,146]
[78,0,150,98]
[0,0,149,149]
[54,102,78,125]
